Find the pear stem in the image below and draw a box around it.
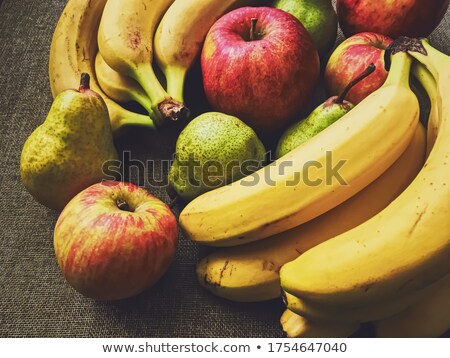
[336,63,376,104]
[79,73,91,92]
[250,18,258,41]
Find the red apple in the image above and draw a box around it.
[53,181,178,300]
[337,0,450,38]
[201,6,320,135]
[325,32,393,105]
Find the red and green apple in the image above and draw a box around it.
[325,32,393,105]
[201,6,320,136]
[53,181,178,300]
[337,0,450,39]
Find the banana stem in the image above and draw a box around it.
[130,91,157,119]
[134,64,168,123]
[117,111,157,130]
[165,67,187,104]
[384,52,412,87]
[135,64,189,124]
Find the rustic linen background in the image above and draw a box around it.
[1,0,449,337]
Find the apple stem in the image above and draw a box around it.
[79,73,90,92]
[250,18,258,41]
[116,198,132,212]
[336,63,376,104]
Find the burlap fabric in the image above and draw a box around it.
[1,0,449,337]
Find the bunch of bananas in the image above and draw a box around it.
[184,38,450,338]
[49,0,257,133]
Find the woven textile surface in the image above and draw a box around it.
[1,0,449,337]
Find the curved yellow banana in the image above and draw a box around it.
[95,52,155,117]
[280,39,450,308]
[98,0,188,124]
[280,309,359,338]
[375,274,450,338]
[154,0,257,103]
[196,124,426,302]
[283,276,442,324]
[412,63,440,157]
[49,0,155,133]
[180,51,419,247]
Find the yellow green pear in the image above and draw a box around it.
[20,73,119,211]
[169,112,266,202]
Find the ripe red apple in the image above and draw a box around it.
[337,0,450,38]
[325,32,393,105]
[201,6,320,135]
[53,181,178,300]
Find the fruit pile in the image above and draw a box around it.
[19,0,450,338]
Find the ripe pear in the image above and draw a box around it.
[277,64,375,158]
[20,74,119,211]
[169,112,266,202]
[273,0,337,56]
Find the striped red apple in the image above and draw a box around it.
[53,181,178,300]
[201,6,320,136]
[337,0,450,38]
[325,32,393,105]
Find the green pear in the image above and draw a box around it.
[20,74,119,210]
[277,64,376,158]
[277,98,353,158]
[273,0,337,56]
[169,112,266,202]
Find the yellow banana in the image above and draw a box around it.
[49,0,155,133]
[196,124,426,302]
[154,0,257,103]
[283,275,443,324]
[375,274,450,338]
[280,309,359,338]
[98,0,188,124]
[180,50,419,247]
[280,39,450,308]
[412,63,440,157]
[95,52,155,117]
